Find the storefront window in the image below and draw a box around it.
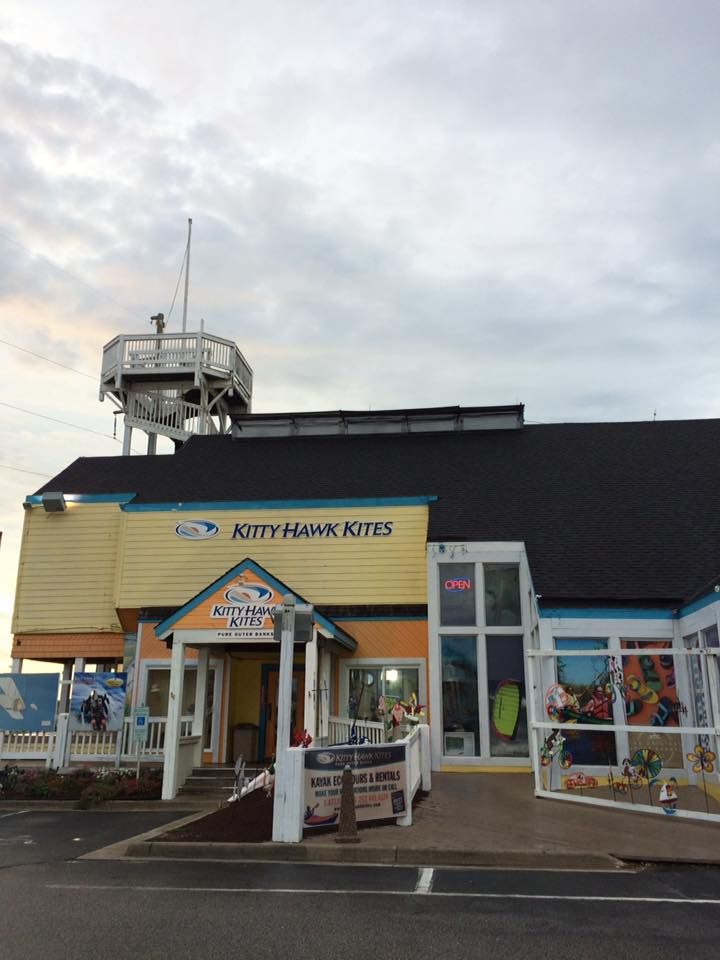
[621,639,682,767]
[348,666,420,723]
[554,638,616,765]
[484,563,521,626]
[441,635,480,756]
[486,635,527,757]
[146,667,215,749]
[439,563,476,626]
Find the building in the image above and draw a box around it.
[10,399,720,807]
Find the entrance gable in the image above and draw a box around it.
[155,558,291,642]
[154,558,356,650]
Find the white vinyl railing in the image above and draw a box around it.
[100,332,252,397]
[0,716,194,767]
[0,729,56,760]
[125,392,221,440]
[327,715,386,745]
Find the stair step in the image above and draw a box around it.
[178,784,235,796]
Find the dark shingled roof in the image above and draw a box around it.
[35,417,720,606]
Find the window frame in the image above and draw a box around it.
[138,657,224,757]
[428,543,534,768]
[339,657,427,726]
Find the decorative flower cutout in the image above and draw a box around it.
[687,743,716,774]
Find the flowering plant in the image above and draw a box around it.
[399,693,425,724]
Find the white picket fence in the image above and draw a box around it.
[0,716,194,767]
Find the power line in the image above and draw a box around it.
[0,226,138,319]
[166,239,189,323]
[0,338,97,381]
[0,463,51,478]
[0,399,124,443]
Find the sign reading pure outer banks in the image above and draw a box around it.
[304,744,407,827]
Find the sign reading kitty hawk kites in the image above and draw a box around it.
[171,571,285,641]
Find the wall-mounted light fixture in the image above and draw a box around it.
[41,491,66,513]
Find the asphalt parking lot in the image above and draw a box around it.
[0,808,192,866]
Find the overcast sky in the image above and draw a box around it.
[1,1,719,668]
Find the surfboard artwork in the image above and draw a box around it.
[492,679,522,741]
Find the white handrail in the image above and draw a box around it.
[328,715,386,745]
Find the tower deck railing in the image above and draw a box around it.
[100,331,253,401]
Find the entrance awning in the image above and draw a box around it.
[154,557,357,653]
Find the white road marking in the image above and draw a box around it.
[45,884,720,905]
[0,809,31,820]
[415,868,434,894]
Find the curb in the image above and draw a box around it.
[0,800,215,812]
[124,839,623,870]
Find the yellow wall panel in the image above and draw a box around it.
[116,506,429,608]
[12,504,123,633]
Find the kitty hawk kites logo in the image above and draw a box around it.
[175,520,220,540]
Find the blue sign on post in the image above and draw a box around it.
[132,706,150,744]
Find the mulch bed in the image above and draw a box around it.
[158,788,274,843]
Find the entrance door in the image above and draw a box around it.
[440,633,529,761]
[260,667,305,761]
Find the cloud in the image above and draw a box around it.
[1,3,720,664]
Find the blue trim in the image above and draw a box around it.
[539,607,674,620]
[25,492,136,505]
[678,591,720,618]
[122,496,437,512]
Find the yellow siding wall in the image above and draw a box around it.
[13,504,124,634]
[116,506,429,608]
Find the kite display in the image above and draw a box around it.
[492,679,522,741]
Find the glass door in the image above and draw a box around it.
[437,558,529,762]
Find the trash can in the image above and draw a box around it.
[233,722,259,763]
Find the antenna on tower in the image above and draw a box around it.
[182,217,192,333]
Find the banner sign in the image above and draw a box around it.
[303,743,407,828]
[167,570,285,642]
[0,674,58,732]
[70,672,127,732]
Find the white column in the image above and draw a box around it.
[11,658,22,673]
[275,597,295,757]
[60,661,73,712]
[122,423,133,457]
[318,646,332,742]
[192,647,209,741]
[161,639,185,800]
[303,629,319,740]
[273,596,303,842]
[74,657,86,674]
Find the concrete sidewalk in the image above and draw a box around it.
[122,773,720,868]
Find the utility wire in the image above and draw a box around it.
[0,337,97,381]
[0,463,51,478]
[0,399,126,443]
[0,226,138,319]
[166,240,189,323]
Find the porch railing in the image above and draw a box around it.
[327,715,386,745]
[0,716,194,767]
